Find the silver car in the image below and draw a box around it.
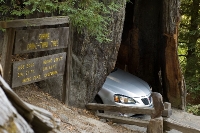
[95,68,153,116]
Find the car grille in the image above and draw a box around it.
[141,98,150,105]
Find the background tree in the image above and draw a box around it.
[179,0,200,103]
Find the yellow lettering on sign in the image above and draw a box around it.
[49,64,57,69]
[51,40,59,47]
[27,43,37,50]
[22,77,32,83]
[44,71,58,77]
[25,69,35,76]
[40,42,48,48]
[43,64,57,71]
[33,75,41,80]
[26,63,34,68]
[43,66,48,71]
[43,58,53,64]
[18,72,24,77]
[39,33,50,40]
[54,56,63,62]
[25,71,29,76]
[18,65,25,70]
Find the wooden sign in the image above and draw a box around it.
[14,27,69,54]
[12,52,66,88]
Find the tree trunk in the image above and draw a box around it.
[162,0,186,109]
[116,0,186,109]
[117,0,163,97]
[69,1,126,107]
[127,0,163,93]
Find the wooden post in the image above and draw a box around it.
[62,23,72,105]
[1,28,15,84]
[147,92,164,132]
[162,102,172,117]
[147,117,163,133]
[151,92,164,118]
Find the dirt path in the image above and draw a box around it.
[13,84,141,133]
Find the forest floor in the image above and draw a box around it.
[13,83,141,133]
[13,83,200,133]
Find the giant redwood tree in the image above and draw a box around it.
[70,0,186,109]
[119,0,186,109]
[69,1,126,107]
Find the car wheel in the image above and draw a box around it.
[94,95,104,113]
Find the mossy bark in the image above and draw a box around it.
[69,1,126,107]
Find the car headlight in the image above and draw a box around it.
[114,94,137,104]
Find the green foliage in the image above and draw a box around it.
[0,0,121,43]
[178,0,200,98]
[187,104,200,116]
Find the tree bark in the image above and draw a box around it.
[162,0,186,109]
[117,0,186,109]
[120,0,163,96]
[69,1,126,107]
[116,0,163,95]
[0,87,34,133]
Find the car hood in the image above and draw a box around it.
[102,69,151,97]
